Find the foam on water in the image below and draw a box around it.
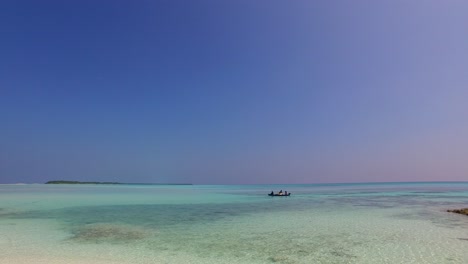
[1,183,468,263]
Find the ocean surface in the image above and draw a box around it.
[1,182,468,264]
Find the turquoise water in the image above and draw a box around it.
[1,182,468,263]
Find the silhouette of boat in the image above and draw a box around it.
[268,193,291,196]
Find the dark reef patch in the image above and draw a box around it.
[447,208,468,216]
[70,223,147,243]
[0,208,15,218]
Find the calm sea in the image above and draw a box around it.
[1,182,468,263]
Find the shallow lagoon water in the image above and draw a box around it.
[1,183,468,263]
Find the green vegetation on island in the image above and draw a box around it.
[45,180,120,185]
[45,180,193,185]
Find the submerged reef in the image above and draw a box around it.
[0,208,15,218]
[447,208,468,216]
[0,208,6,217]
[71,223,148,243]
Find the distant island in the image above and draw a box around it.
[45,180,121,184]
[45,180,192,185]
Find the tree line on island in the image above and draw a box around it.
[45,180,120,184]
[45,180,192,185]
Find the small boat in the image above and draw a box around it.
[268,193,291,196]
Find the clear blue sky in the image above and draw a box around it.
[1,1,468,184]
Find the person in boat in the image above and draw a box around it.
[284,191,288,196]
[278,190,283,195]
[270,191,274,195]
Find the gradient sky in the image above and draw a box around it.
[1,0,468,184]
